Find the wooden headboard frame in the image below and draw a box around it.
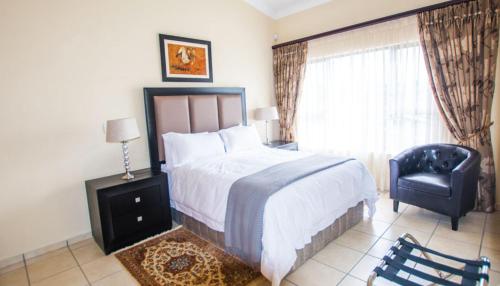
[144,87,247,171]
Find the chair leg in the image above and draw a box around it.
[451,217,459,231]
[393,200,399,213]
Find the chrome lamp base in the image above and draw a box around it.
[121,171,134,180]
[121,141,134,180]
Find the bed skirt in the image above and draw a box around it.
[171,200,364,271]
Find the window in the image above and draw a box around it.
[297,17,453,190]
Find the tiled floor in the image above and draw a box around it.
[1,192,499,286]
[0,239,138,286]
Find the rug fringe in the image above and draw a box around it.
[112,224,183,255]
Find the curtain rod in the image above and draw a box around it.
[271,0,470,49]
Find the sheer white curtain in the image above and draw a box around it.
[297,16,454,191]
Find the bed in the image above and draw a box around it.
[144,87,378,285]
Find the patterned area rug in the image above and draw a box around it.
[115,227,267,286]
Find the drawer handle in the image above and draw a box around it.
[135,197,141,203]
[137,216,143,222]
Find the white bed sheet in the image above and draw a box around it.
[165,147,378,285]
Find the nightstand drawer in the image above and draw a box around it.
[113,206,163,238]
[110,185,161,217]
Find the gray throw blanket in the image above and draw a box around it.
[224,155,354,267]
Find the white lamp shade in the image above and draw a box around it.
[255,106,279,121]
[106,117,140,143]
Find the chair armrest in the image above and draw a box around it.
[389,158,401,199]
[390,154,406,170]
[452,152,481,175]
[389,148,420,198]
[390,148,421,176]
[450,151,481,206]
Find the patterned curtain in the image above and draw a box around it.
[273,42,308,141]
[418,0,499,212]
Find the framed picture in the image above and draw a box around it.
[159,34,213,82]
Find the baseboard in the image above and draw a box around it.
[0,255,23,274]
[0,231,93,272]
[67,232,93,246]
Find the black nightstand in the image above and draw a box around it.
[85,168,171,254]
[264,140,298,151]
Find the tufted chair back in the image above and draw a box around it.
[399,144,470,176]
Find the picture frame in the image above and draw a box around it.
[159,34,213,82]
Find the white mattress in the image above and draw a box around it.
[164,147,378,285]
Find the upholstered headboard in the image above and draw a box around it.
[144,87,247,171]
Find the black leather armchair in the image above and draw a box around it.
[390,144,481,231]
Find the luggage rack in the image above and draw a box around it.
[367,233,490,286]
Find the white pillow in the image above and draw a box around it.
[162,132,225,169]
[219,125,262,153]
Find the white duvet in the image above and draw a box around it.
[165,147,378,285]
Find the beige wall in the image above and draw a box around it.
[493,56,500,208]
[0,0,274,261]
[274,0,500,204]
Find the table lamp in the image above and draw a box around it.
[255,107,279,144]
[106,117,140,180]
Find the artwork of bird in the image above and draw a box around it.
[176,46,196,65]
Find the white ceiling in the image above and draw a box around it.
[245,0,332,19]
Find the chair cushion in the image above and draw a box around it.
[398,173,451,197]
